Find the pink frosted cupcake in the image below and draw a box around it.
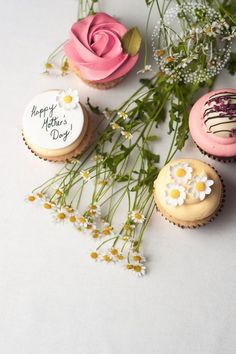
[64,12,140,89]
[189,89,236,162]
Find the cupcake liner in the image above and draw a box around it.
[196,143,236,163]
[22,108,93,163]
[69,61,123,90]
[154,164,225,229]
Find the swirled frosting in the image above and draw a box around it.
[64,12,139,83]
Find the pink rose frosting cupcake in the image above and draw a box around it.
[64,12,139,89]
[189,88,236,162]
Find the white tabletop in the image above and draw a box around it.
[1,1,236,353]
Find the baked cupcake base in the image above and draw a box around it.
[69,61,123,90]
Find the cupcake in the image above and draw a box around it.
[189,89,236,161]
[22,89,92,162]
[64,12,140,89]
[153,159,225,228]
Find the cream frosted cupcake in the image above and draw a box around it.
[22,89,92,162]
[153,158,225,228]
[189,89,236,162]
[64,12,140,89]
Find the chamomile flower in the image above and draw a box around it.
[90,251,100,261]
[130,211,145,224]
[25,194,36,203]
[80,170,90,182]
[87,204,101,217]
[57,88,79,110]
[101,253,113,263]
[165,183,186,206]
[189,175,214,201]
[121,130,133,140]
[90,228,101,240]
[131,252,146,263]
[101,223,114,237]
[118,111,128,120]
[53,209,67,223]
[77,215,89,228]
[110,122,121,130]
[137,65,152,74]
[132,264,146,277]
[170,162,192,184]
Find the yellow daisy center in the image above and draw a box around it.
[92,232,99,239]
[78,217,86,223]
[196,182,205,192]
[170,189,180,199]
[69,215,76,223]
[134,213,142,220]
[57,212,66,220]
[111,249,118,256]
[133,265,142,273]
[133,255,142,262]
[63,95,73,103]
[176,168,186,177]
[44,203,52,209]
[90,252,98,259]
[117,254,124,261]
[36,193,43,198]
[103,255,111,262]
[66,207,74,213]
[28,195,35,202]
[102,227,112,235]
[126,264,134,270]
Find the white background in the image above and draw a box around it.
[0,1,236,353]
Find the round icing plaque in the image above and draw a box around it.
[22,89,84,150]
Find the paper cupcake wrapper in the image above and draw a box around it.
[155,165,226,229]
[196,143,236,163]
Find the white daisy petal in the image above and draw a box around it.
[189,175,214,200]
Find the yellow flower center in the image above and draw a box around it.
[126,264,134,270]
[117,254,124,261]
[28,195,35,202]
[92,232,99,239]
[86,224,92,230]
[102,227,112,235]
[111,249,118,256]
[103,255,111,262]
[134,213,142,220]
[57,212,66,220]
[133,265,142,273]
[195,182,205,192]
[44,63,52,69]
[55,189,62,196]
[69,215,76,223]
[36,193,43,198]
[66,206,74,213]
[63,95,73,103]
[78,217,86,223]
[90,252,98,259]
[44,203,52,209]
[170,189,180,199]
[133,255,142,262]
[176,168,186,177]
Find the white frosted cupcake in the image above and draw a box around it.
[22,89,92,162]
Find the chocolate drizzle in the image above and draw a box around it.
[203,92,236,138]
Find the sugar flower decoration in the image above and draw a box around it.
[165,183,186,206]
[57,88,79,110]
[170,162,192,184]
[189,175,214,201]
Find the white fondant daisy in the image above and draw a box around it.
[165,183,186,206]
[170,162,192,183]
[189,175,214,201]
[57,88,79,110]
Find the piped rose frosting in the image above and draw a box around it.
[64,12,139,83]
